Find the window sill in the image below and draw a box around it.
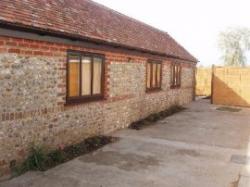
[146,88,162,93]
[65,95,105,106]
[170,85,181,89]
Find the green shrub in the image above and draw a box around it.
[24,146,47,171]
[13,146,47,176]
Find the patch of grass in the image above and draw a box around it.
[12,136,118,177]
[216,106,241,112]
[129,105,186,130]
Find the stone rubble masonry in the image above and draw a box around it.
[0,35,196,177]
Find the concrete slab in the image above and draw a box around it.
[239,176,250,187]
[2,99,250,187]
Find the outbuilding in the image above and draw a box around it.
[0,0,197,176]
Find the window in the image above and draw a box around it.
[67,51,104,104]
[171,63,181,88]
[146,60,162,91]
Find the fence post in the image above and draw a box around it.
[211,65,215,104]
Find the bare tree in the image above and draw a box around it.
[218,27,250,67]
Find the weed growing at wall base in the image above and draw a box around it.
[11,136,119,177]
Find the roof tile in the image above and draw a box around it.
[0,0,197,62]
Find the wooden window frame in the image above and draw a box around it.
[66,50,105,104]
[171,63,181,89]
[146,60,162,92]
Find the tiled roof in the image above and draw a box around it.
[0,0,197,62]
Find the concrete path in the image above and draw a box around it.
[2,99,250,187]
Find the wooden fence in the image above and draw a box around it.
[196,66,250,107]
[195,68,212,96]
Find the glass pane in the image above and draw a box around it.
[152,63,157,87]
[172,65,175,86]
[93,57,102,94]
[178,66,181,85]
[68,54,80,97]
[147,63,151,88]
[175,65,178,85]
[157,64,161,87]
[171,65,173,85]
[81,57,91,96]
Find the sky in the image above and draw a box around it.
[93,0,250,66]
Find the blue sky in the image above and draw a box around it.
[93,0,250,66]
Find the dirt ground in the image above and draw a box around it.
[2,99,250,187]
